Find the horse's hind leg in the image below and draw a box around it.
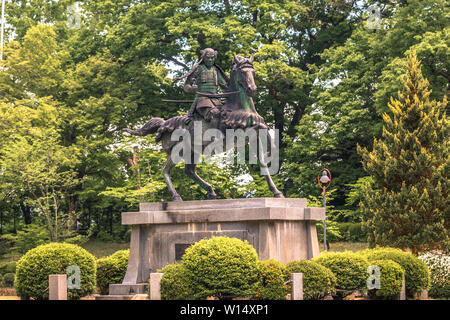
[185,164,217,200]
[260,164,284,198]
[162,156,182,201]
[257,131,284,198]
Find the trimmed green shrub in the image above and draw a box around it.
[366,259,404,299]
[181,237,259,300]
[419,251,450,299]
[253,259,289,300]
[2,273,15,288]
[96,249,129,295]
[15,242,96,300]
[359,247,430,297]
[312,251,369,298]
[158,263,195,300]
[285,260,337,300]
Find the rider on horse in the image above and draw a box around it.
[179,48,229,123]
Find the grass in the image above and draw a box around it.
[80,240,130,258]
[321,242,369,253]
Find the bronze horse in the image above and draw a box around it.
[123,54,284,201]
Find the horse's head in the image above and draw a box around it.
[231,53,257,97]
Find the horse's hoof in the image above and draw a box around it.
[172,195,183,201]
[274,192,284,198]
[207,193,217,200]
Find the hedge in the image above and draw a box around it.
[285,260,336,300]
[253,259,289,300]
[15,243,96,300]
[359,247,430,297]
[96,249,129,295]
[158,263,195,300]
[312,251,369,298]
[366,259,404,299]
[181,237,259,300]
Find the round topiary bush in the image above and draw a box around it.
[15,243,96,300]
[96,249,129,295]
[285,260,337,300]
[418,251,449,299]
[253,259,289,300]
[359,247,430,297]
[158,263,195,300]
[366,259,404,299]
[181,236,259,300]
[312,251,369,298]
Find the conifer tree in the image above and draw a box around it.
[358,51,449,254]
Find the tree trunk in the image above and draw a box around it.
[67,194,78,231]
[19,202,32,225]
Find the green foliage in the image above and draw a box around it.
[358,51,449,253]
[284,0,449,212]
[316,220,343,243]
[336,222,367,243]
[366,259,404,299]
[0,261,17,276]
[285,260,336,300]
[359,247,430,297]
[1,273,15,288]
[0,0,448,260]
[312,251,369,298]
[0,224,50,256]
[181,237,259,300]
[14,243,96,300]
[158,263,195,300]
[253,259,289,300]
[418,251,450,299]
[96,249,129,295]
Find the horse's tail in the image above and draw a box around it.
[123,117,165,137]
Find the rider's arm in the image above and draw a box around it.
[217,69,228,90]
[184,70,199,93]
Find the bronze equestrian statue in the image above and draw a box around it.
[124,50,284,201]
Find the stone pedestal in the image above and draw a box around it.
[112,198,324,294]
[49,274,67,300]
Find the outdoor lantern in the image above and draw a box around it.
[318,168,331,251]
[319,170,330,184]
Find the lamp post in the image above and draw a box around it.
[318,168,331,251]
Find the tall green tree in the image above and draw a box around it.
[0,99,81,241]
[358,51,449,254]
[283,0,449,208]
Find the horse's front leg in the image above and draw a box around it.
[185,163,217,200]
[162,156,182,201]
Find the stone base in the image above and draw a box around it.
[95,294,149,300]
[95,295,135,300]
[109,283,148,295]
[120,198,324,285]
